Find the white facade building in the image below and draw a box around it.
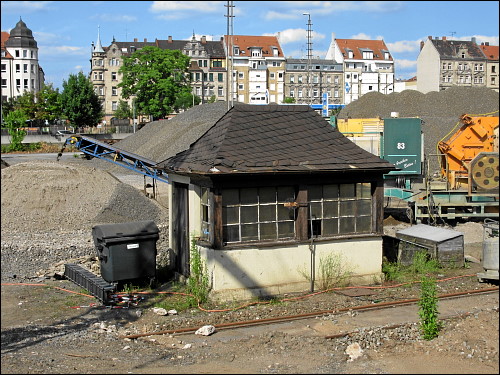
[1,18,44,103]
[326,35,394,104]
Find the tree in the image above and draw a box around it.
[283,97,296,104]
[15,91,37,120]
[35,83,62,123]
[113,99,132,120]
[60,72,103,128]
[118,46,192,119]
[174,92,200,112]
[2,109,27,151]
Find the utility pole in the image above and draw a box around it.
[303,13,313,105]
[225,1,235,110]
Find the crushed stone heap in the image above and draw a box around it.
[337,86,499,172]
[1,160,168,234]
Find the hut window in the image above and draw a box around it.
[200,187,210,241]
[222,186,296,243]
[308,183,372,237]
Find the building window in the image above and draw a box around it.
[313,89,319,97]
[23,50,27,58]
[492,77,496,85]
[111,72,117,81]
[212,59,223,68]
[16,64,20,73]
[238,84,244,91]
[23,64,28,73]
[218,86,224,96]
[15,50,20,57]
[24,79,28,89]
[298,75,303,83]
[31,79,35,89]
[1,79,7,88]
[289,89,295,97]
[308,183,372,237]
[221,186,296,243]
[112,101,118,111]
[290,75,295,83]
[112,87,118,96]
[16,79,21,88]
[334,89,339,98]
[270,73,275,79]
[238,72,244,79]
[298,89,303,98]
[218,73,224,82]
[1,63,6,72]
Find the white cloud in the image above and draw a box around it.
[150,1,224,13]
[39,45,87,57]
[91,14,137,22]
[270,28,325,45]
[264,1,404,18]
[0,1,54,13]
[395,59,417,69]
[387,40,421,54]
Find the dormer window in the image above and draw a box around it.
[272,47,279,57]
[233,46,239,55]
[347,49,353,59]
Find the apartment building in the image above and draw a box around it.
[478,42,499,92]
[326,36,394,104]
[285,58,343,106]
[90,32,228,124]
[224,35,286,104]
[417,36,498,93]
[1,18,44,103]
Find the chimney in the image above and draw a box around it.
[168,36,172,43]
[471,37,477,44]
[428,36,432,40]
[442,36,446,41]
[420,41,425,50]
[144,38,147,43]
[201,35,206,44]
[485,42,489,46]
[134,38,138,42]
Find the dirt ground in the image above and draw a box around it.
[1,256,498,374]
[1,154,498,374]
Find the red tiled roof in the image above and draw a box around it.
[1,31,13,58]
[335,39,392,61]
[479,44,499,60]
[224,35,284,58]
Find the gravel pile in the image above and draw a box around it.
[1,160,169,282]
[338,86,499,172]
[115,101,229,163]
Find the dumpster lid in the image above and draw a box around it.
[92,220,159,240]
[396,224,463,243]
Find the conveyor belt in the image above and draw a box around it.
[58,135,169,183]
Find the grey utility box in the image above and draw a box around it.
[396,224,464,267]
[92,220,159,283]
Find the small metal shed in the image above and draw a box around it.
[395,224,464,266]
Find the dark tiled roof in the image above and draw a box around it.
[158,104,395,175]
[431,39,485,60]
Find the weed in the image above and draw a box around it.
[187,237,210,306]
[418,275,442,340]
[382,250,441,283]
[299,252,355,290]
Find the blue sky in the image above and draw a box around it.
[2,1,499,91]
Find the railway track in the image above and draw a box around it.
[121,286,499,340]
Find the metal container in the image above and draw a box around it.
[478,219,499,282]
[92,220,159,283]
[395,224,464,266]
